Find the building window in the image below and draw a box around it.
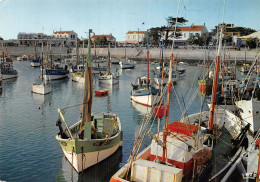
[196,33,199,36]
[184,33,186,38]
[189,33,192,37]
[133,35,136,40]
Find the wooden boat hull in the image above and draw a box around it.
[56,113,123,173]
[60,139,123,173]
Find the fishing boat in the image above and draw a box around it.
[220,131,259,182]
[119,59,135,69]
[111,54,213,182]
[219,58,260,182]
[30,45,41,67]
[56,29,123,173]
[95,88,109,96]
[30,59,41,67]
[131,35,160,107]
[17,56,22,61]
[154,69,179,86]
[32,44,51,95]
[98,49,119,85]
[22,55,28,61]
[119,45,135,69]
[111,57,120,64]
[177,65,186,77]
[42,44,69,81]
[110,26,249,182]
[0,50,18,80]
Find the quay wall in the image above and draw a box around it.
[4,46,259,64]
[76,47,259,63]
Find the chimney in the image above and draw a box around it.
[191,23,194,27]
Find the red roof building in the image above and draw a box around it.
[90,34,116,42]
[162,24,208,44]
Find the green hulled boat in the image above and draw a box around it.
[56,29,123,173]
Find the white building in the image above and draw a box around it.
[126,31,147,44]
[162,24,208,45]
[17,32,49,46]
[53,31,78,46]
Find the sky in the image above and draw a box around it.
[0,0,259,41]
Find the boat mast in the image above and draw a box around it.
[82,39,85,71]
[41,43,44,82]
[50,42,52,68]
[146,31,149,87]
[162,53,173,163]
[108,43,111,74]
[80,29,93,139]
[34,43,37,59]
[209,25,223,132]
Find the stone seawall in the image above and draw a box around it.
[4,46,259,64]
[76,47,259,63]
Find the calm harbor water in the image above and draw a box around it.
[0,60,206,182]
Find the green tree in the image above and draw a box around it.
[212,24,256,36]
[94,37,108,46]
[163,17,188,46]
[148,27,162,46]
[223,35,233,45]
[186,33,212,47]
[246,38,259,49]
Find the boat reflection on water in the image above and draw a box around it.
[99,81,119,93]
[32,91,52,103]
[56,147,123,182]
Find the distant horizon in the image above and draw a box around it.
[0,0,259,41]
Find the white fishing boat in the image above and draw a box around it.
[131,38,160,107]
[0,51,18,80]
[178,61,189,66]
[32,80,51,95]
[131,75,160,107]
[98,49,119,85]
[30,59,41,67]
[56,29,123,173]
[22,55,28,61]
[32,44,52,95]
[119,59,135,69]
[154,70,179,86]
[17,56,22,61]
[99,73,119,85]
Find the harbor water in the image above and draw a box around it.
[1,61,212,182]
